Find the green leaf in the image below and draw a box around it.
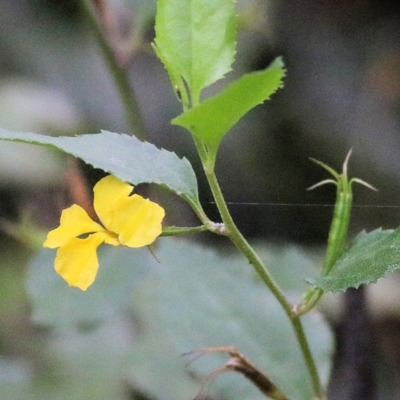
[155,239,332,400]
[0,129,199,205]
[310,228,400,292]
[172,57,285,164]
[21,248,164,400]
[25,245,155,330]
[41,318,135,400]
[26,244,201,400]
[127,281,201,400]
[25,237,331,399]
[153,0,237,102]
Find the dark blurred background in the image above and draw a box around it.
[1,0,400,399]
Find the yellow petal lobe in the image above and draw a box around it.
[93,175,133,230]
[46,174,165,291]
[43,204,105,248]
[54,232,108,291]
[102,232,120,246]
[115,194,165,247]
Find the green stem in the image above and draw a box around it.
[201,159,325,398]
[80,0,147,139]
[291,318,327,400]
[206,171,292,314]
[181,194,216,229]
[161,225,208,236]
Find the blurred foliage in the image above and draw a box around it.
[19,238,331,400]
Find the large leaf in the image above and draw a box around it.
[173,57,285,164]
[155,239,332,400]
[0,129,199,205]
[26,236,331,399]
[40,318,135,400]
[26,245,154,330]
[311,228,400,292]
[26,243,200,400]
[153,0,237,102]
[126,281,201,400]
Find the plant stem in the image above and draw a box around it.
[200,155,325,398]
[291,317,326,400]
[161,225,208,236]
[207,172,292,314]
[80,0,147,139]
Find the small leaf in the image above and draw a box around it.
[172,57,285,164]
[310,228,400,292]
[0,129,199,205]
[153,0,237,102]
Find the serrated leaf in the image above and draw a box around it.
[155,239,332,400]
[172,57,285,164]
[0,129,199,205]
[153,0,237,102]
[310,228,400,292]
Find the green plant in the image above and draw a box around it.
[0,1,398,399]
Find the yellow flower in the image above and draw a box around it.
[43,175,165,291]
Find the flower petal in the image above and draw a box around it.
[54,232,107,291]
[114,194,165,247]
[43,204,105,248]
[93,175,133,230]
[102,233,120,247]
